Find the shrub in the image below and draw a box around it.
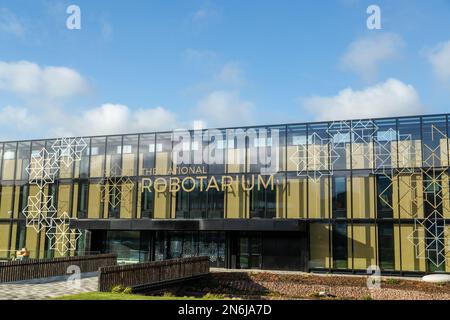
[123,287,133,295]
[383,278,400,285]
[163,291,175,297]
[203,293,226,300]
[111,285,126,294]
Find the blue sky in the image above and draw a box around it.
[0,0,450,139]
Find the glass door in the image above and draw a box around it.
[237,233,262,269]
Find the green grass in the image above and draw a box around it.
[51,292,227,300]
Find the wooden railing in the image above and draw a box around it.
[0,254,117,283]
[98,256,210,292]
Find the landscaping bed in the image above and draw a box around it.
[156,271,450,300]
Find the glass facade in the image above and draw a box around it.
[0,113,449,274]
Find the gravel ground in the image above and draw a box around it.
[181,272,450,300]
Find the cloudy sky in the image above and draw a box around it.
[0,0,449,140]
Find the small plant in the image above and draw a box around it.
[111,285,126,294]
[122,287,133,295]
[362,295,373,300]
[383,278,400,285]
[163,291,175,297]
[203,293,226,300]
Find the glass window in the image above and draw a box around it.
[175,179,190,219]
[17,184,29,214]
[286,173,307,218]
[122,135,138,176]
[108,184,121,218]
[139,134,156,175]
[287,124,307,172]
[199,232,226,268]
[73,138,90,178]
[16,142,31,181]
[398,117,422,168]
[308,176,330,219]
[141,186,154,219]
[250,187,265,218]
[378,223,394,270]
[351,120,376,170]
[207,177,224,218]
[376,174,393,218]
[155,133,172,175]
[106,136,122,176]
[332,176,347,218]
[422,115,447,168]
[352,171,375,219]
[249,176,277,219]
[226,128,246,174]
[205,129,226,174]
[15,220,26,250]
[425,218,446,272]
[190,179,207,219]
[248,126,285,174]
[309,223,330,269]
[48,183,58,208]
[374,119,397,172]
[308,123,331,174]
[77,181,88,219]
[328,121,351,170]
[106,231,144,264]
[90,137,106,177]
[332,222,348,269]
[238,233,262,269]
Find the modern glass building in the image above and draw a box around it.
[0,113,449,275]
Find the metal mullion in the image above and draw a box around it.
[7,142,19,256]
[134,134,141,219]
[349,121,354,273]
[395,118,404,274]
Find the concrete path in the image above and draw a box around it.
[0,272,98,300]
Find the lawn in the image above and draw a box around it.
[52,292,225,300]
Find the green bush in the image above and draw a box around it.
[111,285,126,294]
[383,278,400,285]
[123,287,133,295]
[203,293,226,300]
[163,291,175,297]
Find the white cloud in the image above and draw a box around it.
[0,103,180,139]
[0,8,25,37]
[196,90,254,127]
[191,6,219,22]
[340,33,404,81]
[0,60,89,100]
[426,40,450,83]
[215,62,245,86]
[183,48,217,62]
[0,105,29,125]
[193,9,208,20]
[302,78,423,121]
[73,104,179,136]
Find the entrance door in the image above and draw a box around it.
[237,233,262,269]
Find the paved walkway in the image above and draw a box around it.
[0,272,98,300]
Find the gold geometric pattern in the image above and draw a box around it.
[288,119,450,267]
[22,137,86,255]
[98,164,134,212]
